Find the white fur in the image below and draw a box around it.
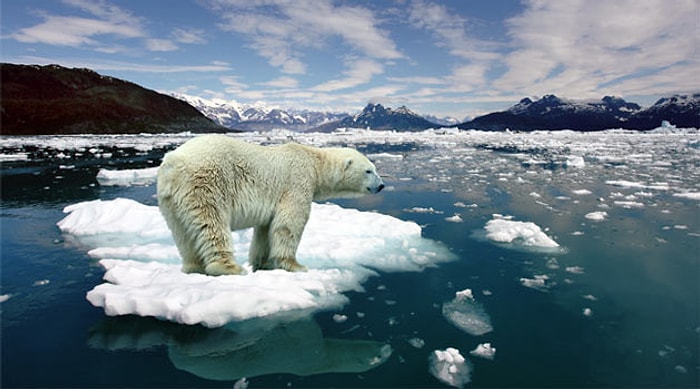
[157,135,383,276]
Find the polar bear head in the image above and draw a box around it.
[316,148,384,200]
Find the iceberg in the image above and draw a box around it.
[428,347,472,388]
[470,343,496,360]
[58,198,454,327]
[483,215,561,250]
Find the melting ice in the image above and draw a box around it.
[58,196,454,327]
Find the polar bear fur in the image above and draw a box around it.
[157,135,384,276]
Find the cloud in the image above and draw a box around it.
[171,28,207,44]
[209,0,402,75]
[6,56,232,73]
[312,59,384,92]
[261,76,299,89]
[495,0,700,97]
[11,0,144,47]
[145,39,178,52]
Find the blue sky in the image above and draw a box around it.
[3,0,699,119]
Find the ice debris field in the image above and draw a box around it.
[4,126,699,387]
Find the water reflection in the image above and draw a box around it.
[89,314,392,381]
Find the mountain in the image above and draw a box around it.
[172,93,348,132]
[459,94,699,131]
[626,93,700,129]
[312,103,438,132]
[1,63,227,135]
[459,95,642,131]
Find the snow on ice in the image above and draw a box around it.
[57,198,454,327]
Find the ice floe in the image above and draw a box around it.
[96,167,159,186]
[428,347,472,388]
[482,215,561,250]
[585,211,608,221]
[58,198,454,327]
[441,289,493,336]
[469,343,496,360]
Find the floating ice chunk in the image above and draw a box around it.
[520,275,551,292]
[367,152,403,160]
[572,189,592,195]
[58,198,454,327]
[442,289,493,336]
[445,214,463,223]
[332,314,348,323]
[565,155,585,168]
[470,343,496,360]
[0,294,11,303]
[583,308,593,317]
[673,192,700,200]
[566,266,585,274]
[605,180,669,191]
[614,200,644,208]
[428,347,471,388]
[96,167,159,186]
[585,211,608,221]
[0,153,29,162]
[483,216,560,249]
[408,337,425,349]
[404,206,443,214]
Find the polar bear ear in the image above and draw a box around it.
[344,158,354,170]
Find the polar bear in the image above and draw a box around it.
[157,135,384,276]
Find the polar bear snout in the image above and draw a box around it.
[367,173,385,194]
[369,183,385,193]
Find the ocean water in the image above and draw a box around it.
[1,129,699,388]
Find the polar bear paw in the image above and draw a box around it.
[277,257,308,273]
[204,260,245,276]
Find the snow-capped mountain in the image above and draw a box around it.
[171,93,347,131]
[459,94,699,131]
[627,93,700,129]
[312,103,439,132]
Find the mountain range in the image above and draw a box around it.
[459,94,699,131]
[2,63,697,135]
[179,91,698,132]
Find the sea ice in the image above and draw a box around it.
[442,289,493,336]
[428,347,472,388]
[469,343,496,360]
[673,192,700,200]
[585,211,608,221]
[483,216,560,249]
[58,198,454,327]
[96,167,159,186]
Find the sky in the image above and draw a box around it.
[2,0,699,120]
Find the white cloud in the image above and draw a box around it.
[209,0,401,74]
[145,39,178,52]
[495,0,700,97]
[312,58,384,92]
[171,28,207,44]
[11,15,143,46]
[11,0,144,47]
[262,76,299,89]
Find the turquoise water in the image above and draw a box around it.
[1,131,698,387]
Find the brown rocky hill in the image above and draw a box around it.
[1,63,229,135]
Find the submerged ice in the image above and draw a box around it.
[441,289,493,336]
[58,198,454,327]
